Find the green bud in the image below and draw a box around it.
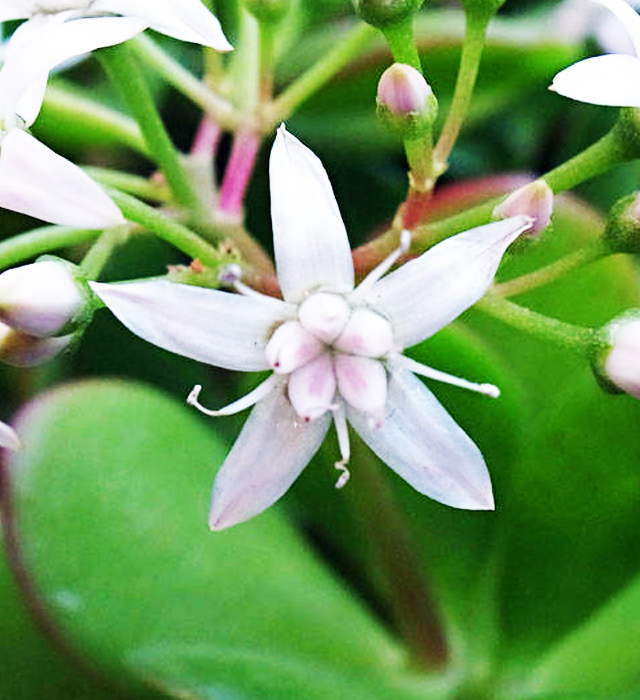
[603,192,640,253]
[242,0,291,24]
[459,0,506,20]
[352,0,425,28]
[376,63,437,138]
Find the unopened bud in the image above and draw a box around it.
[0,321,73,367]
[593,313,640,399]
[603,191,640,253]
[493,180,554,237]
[0,259,86,337]
[243,0,291,23]
[376,63,437,138]
[352,0,424,28]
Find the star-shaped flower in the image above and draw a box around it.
[550,0,640,106]
[91,126,532,530]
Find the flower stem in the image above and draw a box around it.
[494,242,608,298]
[433,13,489,175]
[476,294,594,353]
[85,168,171,203]
[129,35,238,130]
[0,227,98,273]
[217,131,262,221]
[79,228,129,280]
[98,44,207,222]
[107,189,222,266]
[267,23,377,127]
[382,16,422,71]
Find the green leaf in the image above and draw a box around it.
[3,379,439,700]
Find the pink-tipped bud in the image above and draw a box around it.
[493,180,554,237]
[0,260,86,337]
[0,321,73,367]
[600,314,640,399]
[376,63,437,138]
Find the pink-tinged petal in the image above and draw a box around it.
[0,130,124,228]
[93,0,232,50]
[368,215,532,349]
[0,16,146,126]
[264,320,323,374]
[269,125,354,303]
[347,367,494,510]
[550,54,640,106]
[209,383,331,530]
[334,308,394,357]
[0,419,21,451]
[288,352,336,421]
[90,280,293,372]
[334,354,387,420]
[298,292,350,343]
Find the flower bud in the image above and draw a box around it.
[593,313,640,399]
[459,0,506,20]
[0,419,21,451]
[352,0,424,28]
[493,180,554,237]
[243,0,291,23]
[376,63,438,139]
[0,321,73,367]
[602,192,640,254]
[0,259,86,337]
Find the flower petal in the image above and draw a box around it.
[0,419,21,451]
[93,0,232,50]
[595,0,640,57]
[0,130,125,228]
[0,1,40,22]
[209,383,331,530]
[90,280,293,372]
[288,351,336,421]
[549,53,640,106]
[368,215,532,349]
[347,366,494,510]
[269,125,354,303]
[0,15,147,126]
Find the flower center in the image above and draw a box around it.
[264,291,394,423]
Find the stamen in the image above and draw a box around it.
[218,263,274,302]
[187,375,278,417]
[352,229,411,299]
[392,354,500,398]
[331,403,351,489]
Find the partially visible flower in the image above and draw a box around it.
[0,320,73,366]
[0,260,86,336]
[601,313,640,398]
[91,126,533,531]
[550,0,640,106]
[494,180,554,237]
[0,418,21,451]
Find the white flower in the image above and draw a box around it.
[0,418,21,450]
[91,126,533,530]
[604,314,640,398]
[550,0,640,106]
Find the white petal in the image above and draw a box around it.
[550,54,640,106]
[209,384,331,530]
[288,352,337,421]
[93,0,232,50]
[90,280,293,372]
[595,0,640,56]
[368,215,532,349]
[0,130,124,228]
[0,1,41,22]
[0,15,147,126]
[269,125,354,303]
[347,367,494,510]
[0,419,21,451]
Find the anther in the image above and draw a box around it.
[334,461,350,489]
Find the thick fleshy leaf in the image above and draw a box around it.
[347,366,494,510]
[94,0,232,50]
[0,130,124,228]
[550,54,640,106]
[269,125,354,303]
[0,15,146,127]
[0,420,20,451]
[91,280,294,372]
[368,216,532,349]
[209,382,331,530]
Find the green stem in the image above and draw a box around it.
[405,135,436,192]
[267,23,377,127]
[98,45,207,221]
[79,228,129,280]
[433,13,489,174]
[258,18,278,101]
[494,242,608,298]
[476,295,594,354]
[0,227,98,272]
[228,7,261,115]
[85,168,171,203]
[382,16,422,71]
[129,35,238,130]
[108,189,221,266]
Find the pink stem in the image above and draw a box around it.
[191,116,221,159]
[218,131,261,221]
